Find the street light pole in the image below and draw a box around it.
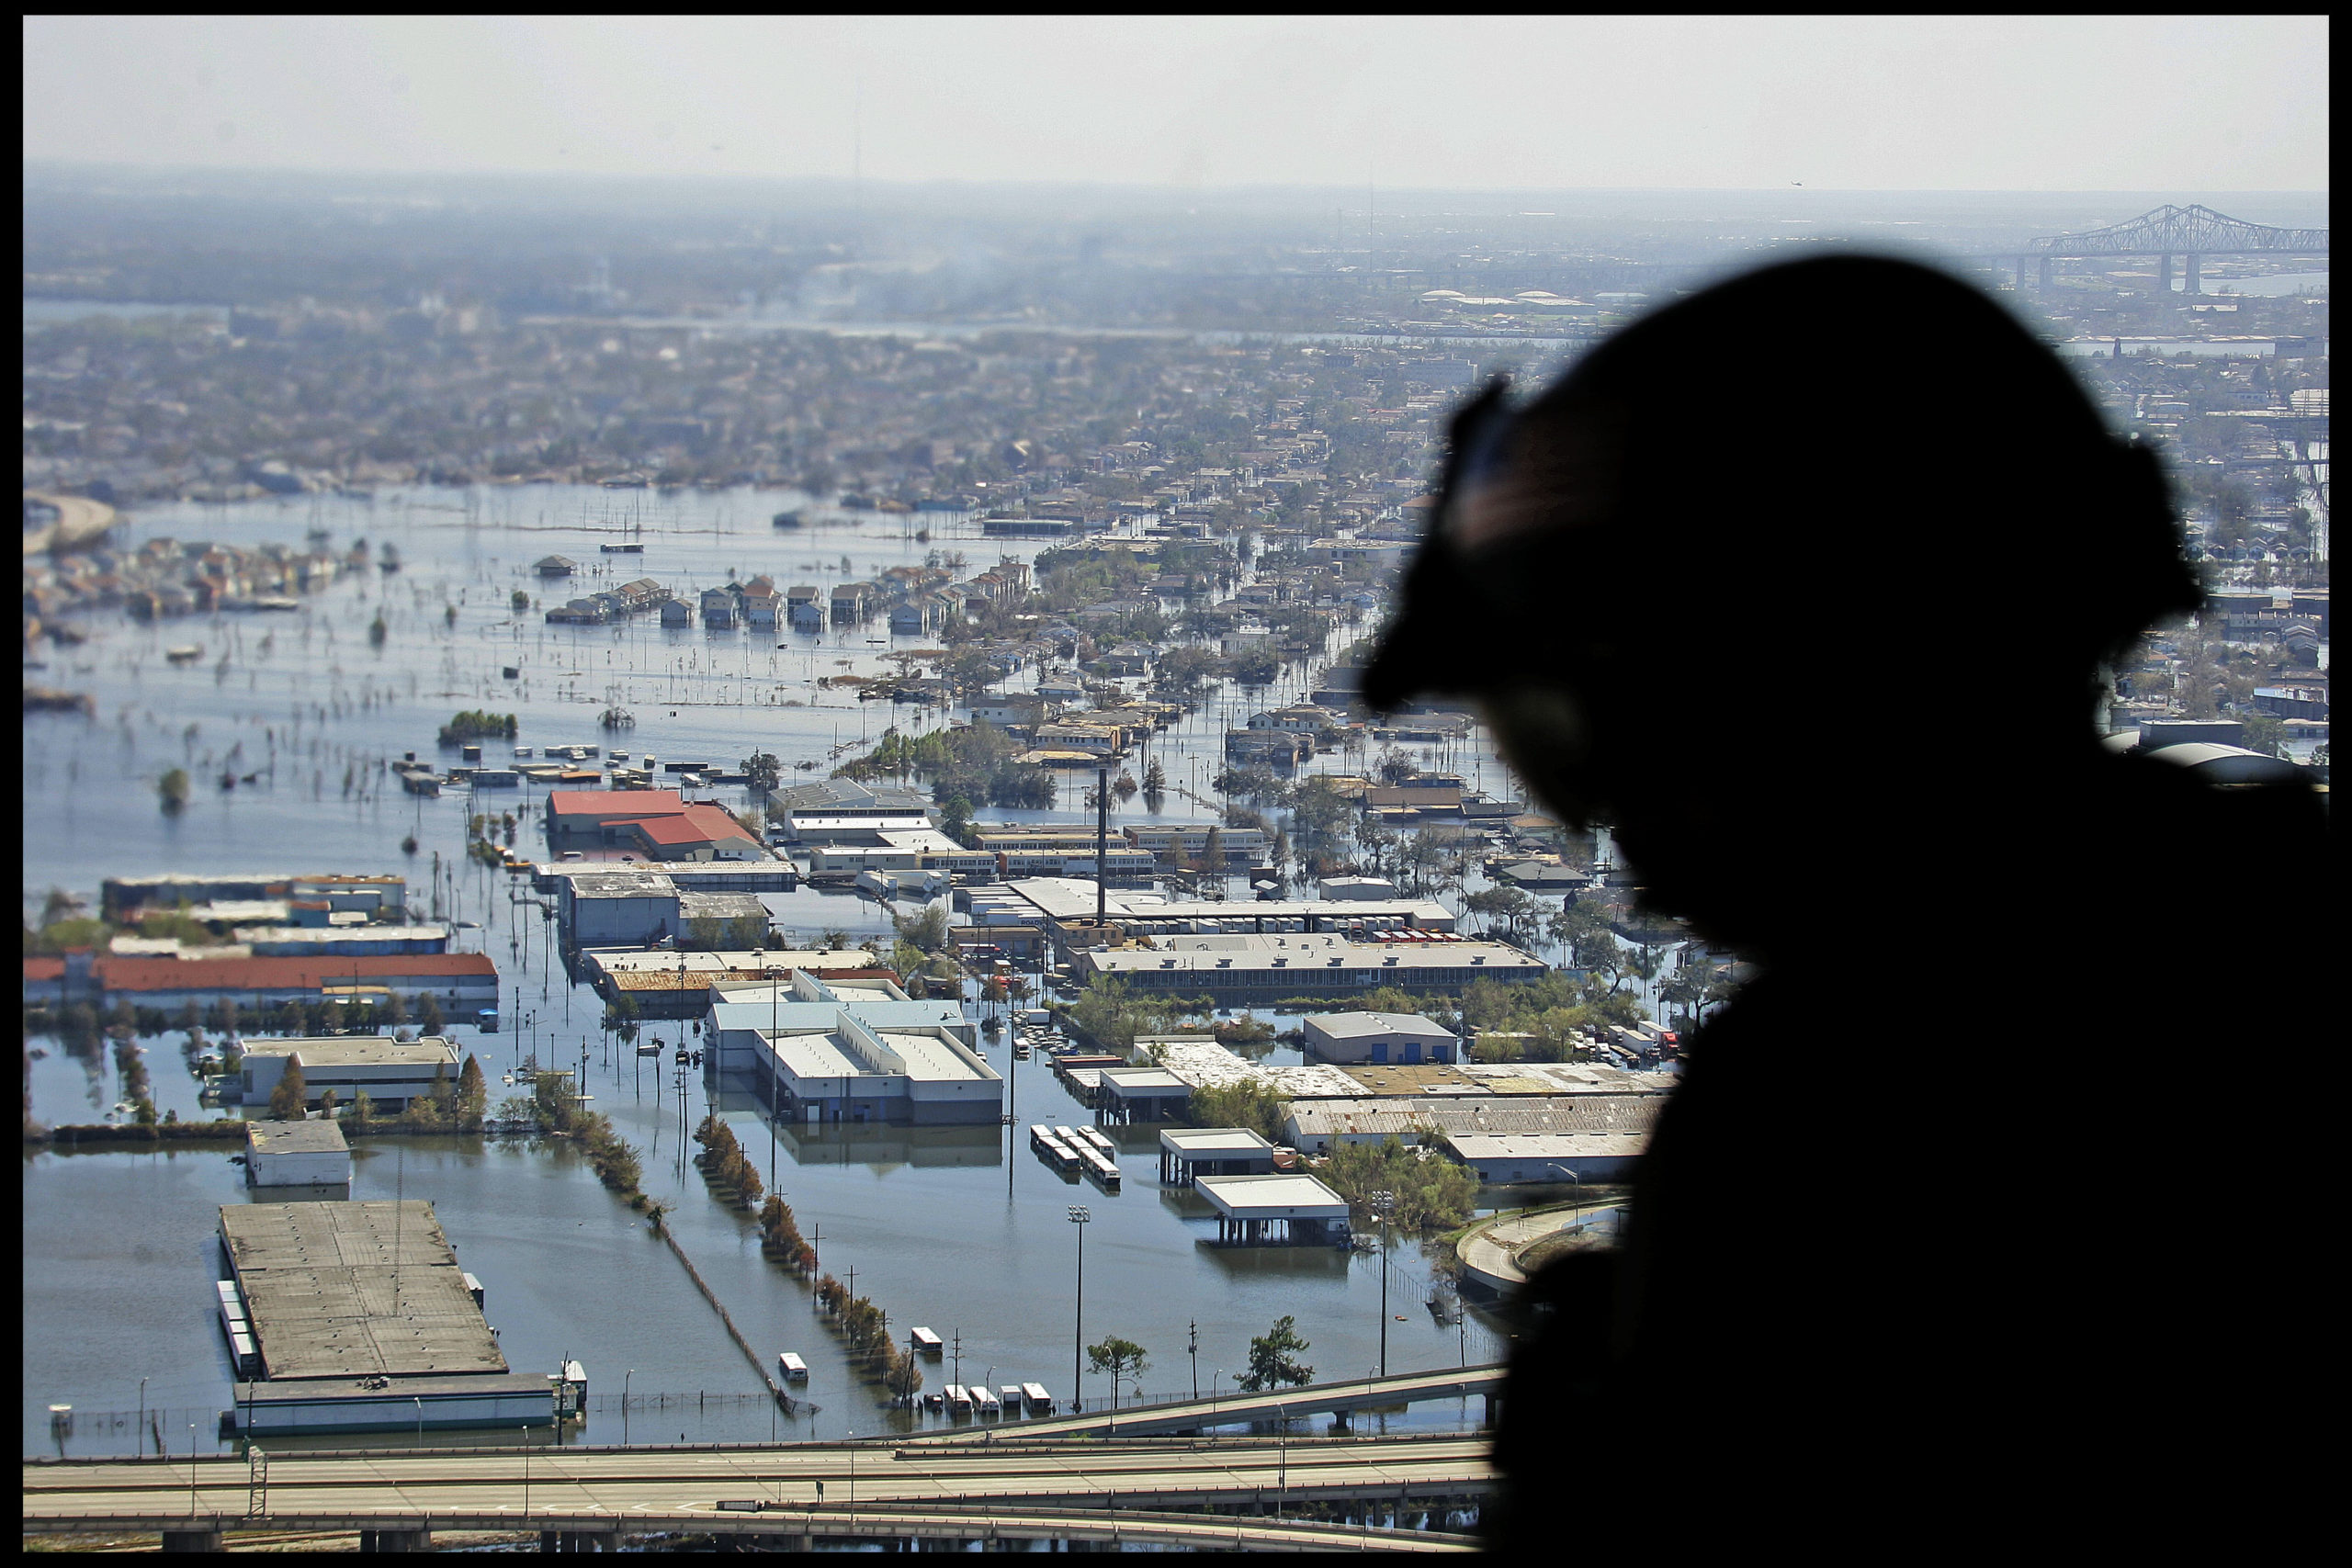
[1547,1166,1581,1226]
[1370,1190,1396,1378]
[624,1370,634,1446]
[1068,1205,1091,1410]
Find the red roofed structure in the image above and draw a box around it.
[79,953,499,1010]
[548,789,763,861]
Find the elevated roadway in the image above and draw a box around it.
[23,1433,1495,1547]
[903,1363,1508,1441]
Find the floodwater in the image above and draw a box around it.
[23,482,1535,1457]
[23,1021,1524,1456]
[21,482,1509,908]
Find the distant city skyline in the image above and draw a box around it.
[21,16,2330,193]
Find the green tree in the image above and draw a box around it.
[1322,1134,1480,1230]
[458,1055,488,1122]
[1087,1336,1151,1413]
[158,768,190,815]
[1186,1079,1288,1145]
[415,991,444,1035]
[2240,713,2286,758]
[266,1060,308,1120]
[1238,1315,1315,1392]
[893,903,951,954]
[741,751,784,795]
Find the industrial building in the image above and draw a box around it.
[1076,931,1544,1001]
[1442,1131,1646,1184]
[243,1119,353,1188]
[706,971,1002,1125]
[803,828,999,878]
[544,863,801,946]
[62,953,497,1013]
[237,1035,467,1112]
[1302,1011,1461,1066]
[545,789,765,861]
[1158,1127,1279,1185]
[103,872,406,921]
[215,1201,576,1436]
[1004,877,1458,935]
[1095,1066,1193,1122]
[766,779,934,843]
[559,869,684,947]
[1194,1173,1351,1246]
[1282,1094,1667,1156]
[233,924,451,957]
[586,948,888,1020]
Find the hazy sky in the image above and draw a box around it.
[22,16,2330,192]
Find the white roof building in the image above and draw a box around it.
[706,971,999,1126]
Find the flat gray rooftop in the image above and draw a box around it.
[1194,1172,1350,1221]
[244,1120,350,1156]
[219,1201,506,1382]
[1101,1067,1190,1096]
[1159,1127,1275,1157]
[233,1372,551,1404]
[235,1036,459,1068]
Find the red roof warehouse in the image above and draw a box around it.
[29,953,501,1010]
[547,789,763,862]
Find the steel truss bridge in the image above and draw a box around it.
[2017,203,2328,293]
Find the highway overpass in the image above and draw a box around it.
[23,1433,1496,1551]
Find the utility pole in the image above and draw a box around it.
[1189,1322,1199,1400]
[1094,762,1109,930]
[1069,1206,1090,1410]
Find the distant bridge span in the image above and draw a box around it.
[2016,203,2327,293]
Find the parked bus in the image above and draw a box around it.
[778,1352,808,1382]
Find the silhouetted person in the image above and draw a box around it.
[1363,256,2324,1547]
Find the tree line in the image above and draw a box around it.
[691,1112,765,1209]
[813,1273,925,1403]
